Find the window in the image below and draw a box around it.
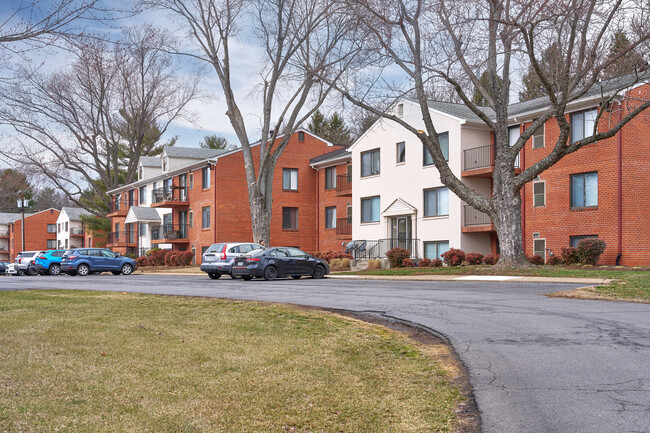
[533,181,545,207]
[65,239,68,249]
[282,207,298,230]
[138,223,147,237]
[361,149,380,177]
[570,235,598,248]
[360,196,380,223]
[189,173,194,190]
[152,182,157,203]
[47,224,56,233]
[532,121,544,149]
[139,166,143,179]
[298,131,305,142]
[163,156,169,171]
[57,223,61,233]
[397,103,403,117]
[102,250,117,258]
[282,168,298,190]
[424,241,449,260]
[533,239,546,260]
[325,167,337,190]
[325,207,336,229]
[189,210,193,228]
[139,186,147,205]
[202,206,210,229]
[571,172,598,208]
[201,246,209,256]
[115,223,120,238]
[47,239,56,249]
[396,142,405,163]
[202,167,210,189]
[424,187,449,217]
[65,222,68,232]
[571,109,597,143]
[423,133,449,165]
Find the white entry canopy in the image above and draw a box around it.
[382,197,417,217]
[125,206,162,224]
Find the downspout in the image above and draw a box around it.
[316,167,320,251]
[616,104,623,266]
[213,162,217,244]
[520,124,526,255]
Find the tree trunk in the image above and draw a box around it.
[491,193,534,269]
[249,187,271,246]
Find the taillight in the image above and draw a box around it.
[37,256,46,260]
[246,258,260,262]
[221,244,227,260]
[68,255,78,260]
[30,260,35,265]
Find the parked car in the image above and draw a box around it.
[231,247,329,281]
[6,262,17,275]
[200,242,263,279]
[13,251,39,276]
[0,261,9,275]
[34,250,67,275]
[61,248,137,276]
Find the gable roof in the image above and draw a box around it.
[140,156,162,167]
[163,146,230,160]
[382,198,417,217]
[0,212,22,224]
[309,147,351,166]
[125,206,161,223]
[61,207,91,221]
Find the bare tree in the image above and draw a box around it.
[143,0,363,243]
[331,0,650,268]
[0,26,200,215]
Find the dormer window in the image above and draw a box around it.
[163,156,169,172]
[139,166,143,179]
[397,103,404,117]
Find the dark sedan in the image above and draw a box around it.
[231,247,329,281]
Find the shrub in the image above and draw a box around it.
[419,258,432,267]
[367,259,383,269]
[340,258,351,268]
[561,247,578,265]
[547,255,564,266]
[178,251,194,266]
[147,249,167,266]
[528,255,545,265]
[145,248,161,257]
[483,254,498,265]
[576,238,607,265]
[441,248,465,266]
[431,258,443,267]
[330,258,342,268]
[310,251,353,263]
[164,252,179,267]
[136,256,149,267]
[386,247,411,268]
[465,252,484,265]
[402,258,414,267]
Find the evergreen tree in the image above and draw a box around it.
[472,71,503,106]
[519,43,563,102]
[200,134,234,150]
[602,30,647,79]
[307,110,352,146]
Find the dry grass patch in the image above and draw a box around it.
[0,291,462,432]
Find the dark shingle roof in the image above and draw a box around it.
[0,212,22,224]
[309,147,351,165]
[140,156,162,167]
[61,207,91,221]
[426,100,496,122]
[163,146,228,160]
[129,207,161,222]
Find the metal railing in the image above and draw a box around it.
[152,187,188,203]
[70,227,84,235]
[151,223,189,241]
[336,174,352,194]
[108,230,138,245]
[109,196,134,213]
[345,238,420,260]
[463,144,520,171]
[463,205,492,226]
[0,230,8,237]
[336,217,352,235]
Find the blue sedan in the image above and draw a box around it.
[61,248,137,276]
[231,247,329,281]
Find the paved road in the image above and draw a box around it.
[2,274,649,433]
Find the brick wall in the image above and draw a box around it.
[8,209,60,260]
[316,161,353,252]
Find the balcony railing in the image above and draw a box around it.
[336,217,352,235]
[336,174,352,194]
[463,205,492,226]
[152,187,188,204]
[0,230,8,237]
[109,196,134,214]
[108,230,138,245]
[345,238,420,260]
[70,227,84,235]
[463,145,520,171]
[151,224,189,241]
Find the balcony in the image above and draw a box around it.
[150,187,189,208]
[335,174,352,196]
[336,217,352,236]
[151,224,189,244]
[107,197,134,217]
[0,230,8,238]
[70,227,84,236]
[346,238,420,260]
[462,145,520,177]
[107,231,138,247]
[462,205,495,233]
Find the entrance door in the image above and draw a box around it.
[178,211,188,239]
[391,216,412,251]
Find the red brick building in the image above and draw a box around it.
[6,208,60,260]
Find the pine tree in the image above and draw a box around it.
[602,30,647,79]
[518,43,563,102]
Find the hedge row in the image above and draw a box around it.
[137,249,194,267]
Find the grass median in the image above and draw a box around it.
[0,290,463,432]
[344,265,650,303]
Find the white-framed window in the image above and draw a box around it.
[189,172,194,190]
[282,168,298,190]
[202,206,210,229]
[570,172,598,208]
[325,167,337,190]
[189,210,193,228]
[571,108,597,143]
[360,196,380,223]
[396,142,405,164]
[139,186,147,205]
[508,125,521,168]
[532,121,544,149]
[361,149,380,177]
[397,103,403,117]
[202,167,210,189]
[424,132,449,165]
[47,224,56,233]
[325,207,336,229]
[424,241,449,260]
[533,180,545,207]
[570,235,598,248]
[424,187,449,217]
[533,238,546,260]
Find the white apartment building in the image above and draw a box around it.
[350,99,495,260]
[56,207,91,250]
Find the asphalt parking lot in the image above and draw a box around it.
[2,274,649,433]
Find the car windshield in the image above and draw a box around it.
[19,252,35,258]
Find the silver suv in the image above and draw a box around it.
[13,251,41,276]
[200,242,263,279]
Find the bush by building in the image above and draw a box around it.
[386,247,411,268]
[576,238,607,265]
[465,252,484,265]
[441,248,465,267]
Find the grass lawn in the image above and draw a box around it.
[0,290,463,432]
[344,265,650,303]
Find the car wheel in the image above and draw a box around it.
[208,272,221,280]
[68,271,77,276]
[49,264,61,276]
[312,265,325,279]
[121,264,133,275]
[263,266,277,281]
[18,270,25,276]
[242,276,253,281]
[111,271,121,275]
[291,276,301,279]
[77,264,90,276]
